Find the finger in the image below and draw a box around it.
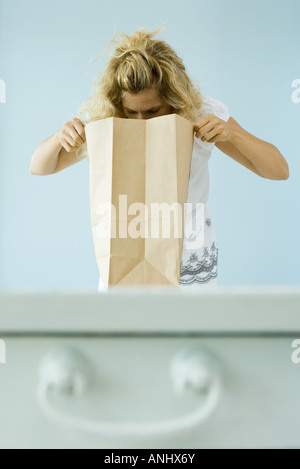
[195,122,214,139]
[206,135,221,143]
[68,126,85,145]
[62,142,74,153]
[64,124,84,145]
[192,114,215,132]
[202,128,220,143]
[73,119,86,140]
[61,129,79,148]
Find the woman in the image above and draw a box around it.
[30,26,289,291]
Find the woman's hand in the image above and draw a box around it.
[193,114,231,144]
[57,118,86,152]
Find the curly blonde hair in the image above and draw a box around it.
[77,25,204,159]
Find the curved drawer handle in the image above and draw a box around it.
[37,347,222,438]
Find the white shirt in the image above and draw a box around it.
[180,95,230,288]
[98,95,230,291]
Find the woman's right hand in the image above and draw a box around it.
[57,118,86,153]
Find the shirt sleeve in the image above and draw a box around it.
[201,95,230,122]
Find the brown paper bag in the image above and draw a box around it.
[85,114,194,289]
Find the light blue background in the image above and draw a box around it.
[0,0,299,290]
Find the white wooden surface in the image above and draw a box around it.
[0,287,300,333]
[0,288,300,449]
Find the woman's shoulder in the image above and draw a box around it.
[201,95,230,122]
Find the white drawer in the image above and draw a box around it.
[0,335,299,449]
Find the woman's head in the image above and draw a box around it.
[78,25,204,124]
[121,85,173,120]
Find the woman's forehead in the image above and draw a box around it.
[122,86,162,108]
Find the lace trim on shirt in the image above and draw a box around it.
[180,241,218,286]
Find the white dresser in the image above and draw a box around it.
[0,287,300,449]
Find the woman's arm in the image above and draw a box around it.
[216,117,289,180]
[30,132,63,175]
[30,118,86,176]
[194,115,289,181]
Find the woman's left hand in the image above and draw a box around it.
[193,114,232,143]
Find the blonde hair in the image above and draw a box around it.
[77,25,204,159]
